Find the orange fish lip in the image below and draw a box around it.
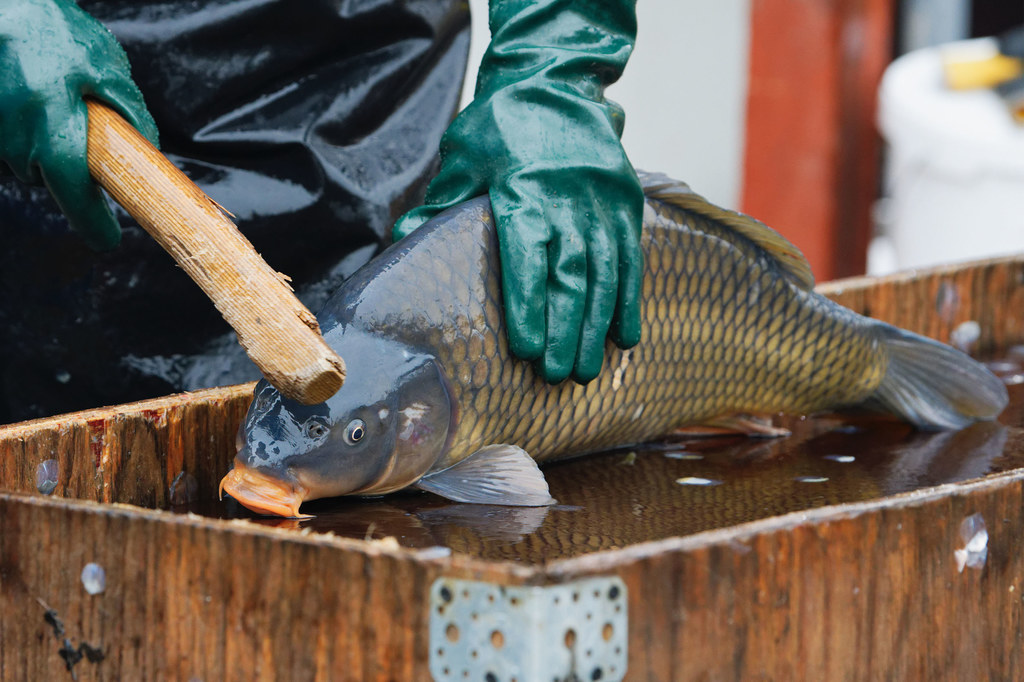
[219,459,311,518]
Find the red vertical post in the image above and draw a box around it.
[742,0,894,281]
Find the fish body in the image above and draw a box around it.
[220,174,1007,516]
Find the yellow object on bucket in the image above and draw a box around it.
[944,52,1022,90]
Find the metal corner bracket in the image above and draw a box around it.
[429,576,628,682]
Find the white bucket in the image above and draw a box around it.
[876,39,1024,271]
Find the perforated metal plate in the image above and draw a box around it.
[429,576,628,682]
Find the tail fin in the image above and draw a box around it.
[871,325,1008,430]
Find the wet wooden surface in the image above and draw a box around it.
[819,254,1024,355]
[1,255,1024,680]
[0,492,522,681]
[0,385,251,507]
[558,468,1024,680]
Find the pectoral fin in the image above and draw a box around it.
[414,445,556,506]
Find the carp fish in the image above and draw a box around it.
[219,173,1008,517]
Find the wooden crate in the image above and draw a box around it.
[2,255,1024,681]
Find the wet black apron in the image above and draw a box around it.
[0,0,470,422]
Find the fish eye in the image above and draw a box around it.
[344,419,366,445]
[304,421,329,440]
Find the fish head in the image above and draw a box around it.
[221,329,453,517]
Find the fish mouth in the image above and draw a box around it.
[219,459,311,518]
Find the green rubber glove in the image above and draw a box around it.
[393,0,643,384]
[0,0,158,250]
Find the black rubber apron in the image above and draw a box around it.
[0,0,469,422]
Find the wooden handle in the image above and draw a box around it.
[85,99,345,404]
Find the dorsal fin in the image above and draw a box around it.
[638,171,815,291]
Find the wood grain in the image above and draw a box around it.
[85,100,344,405]
[1,254,1023,680]
[818,253,1024,354]
[0,384,251,505]
[0,491,524,681]
[552,469,1024,680]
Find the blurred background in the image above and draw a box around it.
[462,0,1024,282]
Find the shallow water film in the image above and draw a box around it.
[186,358,1024,564]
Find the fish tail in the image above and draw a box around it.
[869,325,1008,429]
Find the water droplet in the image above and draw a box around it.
[35,460,59,495]
[795,476,829,483]
[665,452,703,460]
[55,371,71,384]
[950,321,981,353]
[168,471,198,506]
[824,455,856,463]
[1003,374,1024,386]
[955,513,988,573]
[986,360,1021,374]
[935,281,959,322]
[676,477,721,486]
[416,546,452,560]
[81,563,106,595]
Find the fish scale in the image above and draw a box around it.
[428,185,887,470]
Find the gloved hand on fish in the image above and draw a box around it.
[219,173,1008,517]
